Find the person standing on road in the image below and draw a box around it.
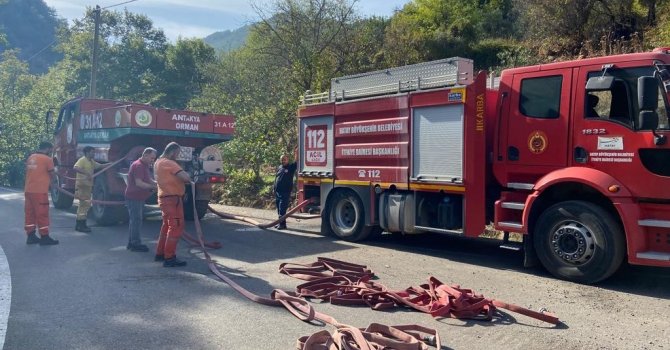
[73,146,104,233]
[272,149,298,230]
[124,147,157,252]
[154,142,191,267]
[24,141,59,245]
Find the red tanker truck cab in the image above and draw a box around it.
[48,98,235,225]
[298,50,670,283]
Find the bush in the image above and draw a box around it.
[212,168,274,208]
[6,159,26,188]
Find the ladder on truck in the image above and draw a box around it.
[301,58,475,105]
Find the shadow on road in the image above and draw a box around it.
[194,215,354,265]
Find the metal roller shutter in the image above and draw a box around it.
[412,105,464,181]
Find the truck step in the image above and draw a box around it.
[638,219,670,228]
[498,221,523,230]
[414,225,463,236]
[501,201,525,210]
[506,183,534,190]
[636,251,670,261]
[499,242,522,251]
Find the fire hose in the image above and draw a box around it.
[279,259,560,325]
[54,151,133,206]
[186,185,444,349]
[52,150,558,347]
[206,198,316,229]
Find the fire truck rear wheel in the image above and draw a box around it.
[534,200,625,284]
[328,191,371,242]
[91,177,128,226]
[184,198,209,221]
[50,172,73,209]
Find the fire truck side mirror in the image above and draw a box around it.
[638,76,659,111]
[639,111,659,130]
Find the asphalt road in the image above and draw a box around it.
[0,186,668,350]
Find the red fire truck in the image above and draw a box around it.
[297,48,670,283]
[47,98,235,225]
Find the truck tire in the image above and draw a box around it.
[184,196,209,221]
[328,190,371,242]
[50,173,73,209]
[533,200,625,284]
[91,177,128,226]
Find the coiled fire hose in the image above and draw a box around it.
[186,185,444,350]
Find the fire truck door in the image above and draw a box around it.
[505,69,572,173]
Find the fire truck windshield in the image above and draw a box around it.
[587,66,669,130]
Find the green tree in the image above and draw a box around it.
[57,8,168,103]
[252,0,360,93]
[0,0,63,73]
[517,0,646,57]
[0,51,39,186]
[161,38,216,109]
[193,0,363,205]
[383,0,519,68]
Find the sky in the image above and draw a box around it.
[43,0,412,41]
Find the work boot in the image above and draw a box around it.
[39,235,59,246]
[26,233,40,245]
[275,222,287,230]
[163,257,187,267]
[154,254,165,262]
[128,244,149,252]
[75,220,91,233]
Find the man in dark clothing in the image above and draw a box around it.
[124,147,157,252]
[273,153,297,230]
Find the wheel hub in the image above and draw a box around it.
[334,200,356,230]
[551,222,595,265]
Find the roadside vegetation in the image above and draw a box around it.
[1,0,669,207]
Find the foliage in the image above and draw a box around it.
[58,8,170,104]
[384,0,519,68]
[516,0,651,58]
[645,1,670,47]
[161,38,216,109]
[0,0,63,73]
[204,25,251,53]
[2,0,670,204]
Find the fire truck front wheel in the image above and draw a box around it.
[50,173,73,209]
[91,177,128,226]
[534,200,625,284]
[184,197,208,221]
[328,190,371,242]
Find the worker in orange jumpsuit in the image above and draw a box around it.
[24,141,59,245]
[154,142,191,267]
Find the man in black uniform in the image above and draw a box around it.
[273,153,297,230]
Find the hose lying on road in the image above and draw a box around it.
[207,197,316,229]
[280,258,560,325]
[188,186,443,349]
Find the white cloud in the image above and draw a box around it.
[155,19,221,40]
[43,0,412,41]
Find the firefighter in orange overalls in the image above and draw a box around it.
[154,142,191,267]
[24,141,59,245]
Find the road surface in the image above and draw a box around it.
[0,187,668,349]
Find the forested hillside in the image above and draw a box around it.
[204,25,250,52]
[1,0,669,205]
[0,0,62,73]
